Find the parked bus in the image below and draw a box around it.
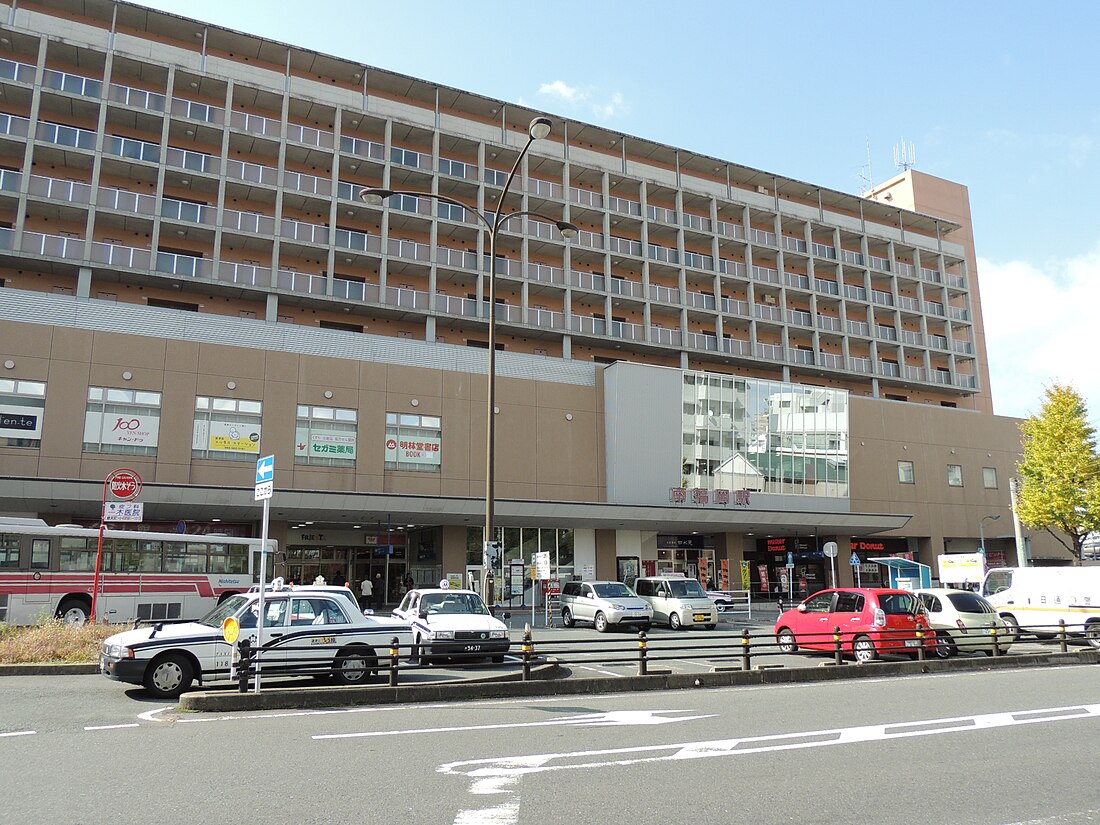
[0,517,273,625]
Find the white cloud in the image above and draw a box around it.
[537,80,586,104]
[536,80,627,121]
[979,248,1100,426]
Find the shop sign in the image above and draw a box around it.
[668,487,751,507]
[85,411,160,447]
[852,538,910,555]
[757,564,770,592]
[0,404,43,439]
[193,420,261,453]
[385,435,441,465]
[657,535,706,550]
[295,427,356,458]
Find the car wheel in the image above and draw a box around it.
[144,653,193,699]
[594,612,609,633]
[777,628,798,653]
[561,608,575,628]
[1000,614,1020,644]
[853,635,878,663]
[669,612,682,631]
[932,631,954,659]
[1086,621,1100,650]
[334,646,377,685]
[57,598,90,626]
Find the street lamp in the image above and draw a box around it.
[361,116,577,606]
[979,514,1001,554]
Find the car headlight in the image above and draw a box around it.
[109,645,134,659]
[429,630,454,640]
[489,630,507,639]
[610,603,627,610]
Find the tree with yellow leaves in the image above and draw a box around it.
[1017,384,1100,564]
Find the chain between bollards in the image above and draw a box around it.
[389,636,400,686]
[638,630,648,676]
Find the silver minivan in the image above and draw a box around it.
[634,575,718,630]
[559,580,653,632]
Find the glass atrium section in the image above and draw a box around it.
[681,373,848,498]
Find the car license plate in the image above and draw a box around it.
[693,614,708,622]
[463,644,483,652]
[904,639,920,647]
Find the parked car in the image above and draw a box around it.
[100,589,413,699]
[774,587,932,663]
[392,587,510,664]
[633,575,718,630]
[914,587,1011,657]
[559,580,653,632]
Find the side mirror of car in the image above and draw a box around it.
[362,609,374,617]
[418,609,429,619]
[797,603,808,613]
[502,612,512,620]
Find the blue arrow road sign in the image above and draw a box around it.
[256,455,274,484]
[850,552,861,567]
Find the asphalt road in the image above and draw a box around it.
[3,664,1098,824]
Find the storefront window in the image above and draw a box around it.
[0,378,46,448]
[295,405,356,466]
[84,387,161,455]
[192,396,262,461]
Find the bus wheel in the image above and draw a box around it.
[57,598,90,626]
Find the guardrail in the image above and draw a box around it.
[227,619,1098,692]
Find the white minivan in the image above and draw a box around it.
[634,575,718,630]
[982,566,1100,646]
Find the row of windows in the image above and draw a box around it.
[0,535,250,573]
[897,460,997,489]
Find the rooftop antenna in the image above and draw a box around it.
[857,139,874,196]
[894,137,917,171]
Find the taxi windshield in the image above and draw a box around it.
[198,595,249,627]
[420,592,489,615]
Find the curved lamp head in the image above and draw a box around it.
[556,220,579,240]
[986,514,1001,522]
[528,116,552,141]
[359,187,393,206]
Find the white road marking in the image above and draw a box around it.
[137,706,172,723]
[1004,809,1100,824]
[573,665,623,677]
[314,709,714,740]
[0,731,35,738]
[84,723,139,731]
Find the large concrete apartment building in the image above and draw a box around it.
[0,0,1062,602]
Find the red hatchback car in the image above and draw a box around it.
[774,587,932,662]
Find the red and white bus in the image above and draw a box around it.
[0,518,274,625]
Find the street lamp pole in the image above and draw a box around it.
[979,514,1001,555]
[361,116,575,605]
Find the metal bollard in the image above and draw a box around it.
[991,625,1000,657]
[916,628,926,662]
[237,638,251,693]
[638,630,648,676]
[522,625,533,681]
[389,636,400,687]
[741,628,751,671]
[1059,619,1068,653]
[834,626,843,666]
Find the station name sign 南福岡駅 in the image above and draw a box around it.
[669,486,751,507]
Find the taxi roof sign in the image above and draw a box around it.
[222,616,240,644]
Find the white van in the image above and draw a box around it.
[634,575,718,630]
[981,566,1100,647]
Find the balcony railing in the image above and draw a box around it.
[649,283,680,304]
[283,169,332,197]
[897,295,920,312]
[849,356,872,374]
[783,235,808,254]
[161,197,214,225]
[222,208,276,236]
[949,306,971,321]
[332,277,371,302]
[647,243,679,265]
[719,259,746,278]
[787,309,813,327]
[812,242,837,259]
[528,261,565,285]
[751,265,780,285]
[686,290,716,311]
[750,228,776,246]
[871,289,894,307]
[818,352,844,369]
[683,212,711,233]
[608,235,643,256]
[784,272,810,290]
[608,194,641,216]
[388,237,431,262]
[817,315,841,332]
[166,146,219,175]
[649,326,681,346]
[570,186,602,209]
[385,285,430,311]
[341,135,385,161]
[572,271,605,293]
[230,110,281,138]
[686,331,719,351]
[609,277,643,299]
[900,330,924,346]
[875,325,898,341]
[38,121,95,150]
[723,337,751,356]
[286,123,335,150]
[282,219,330,246]
[0,168,21,193]
[895,261,915,278]
[902,365,926,382]
[0,58,37,85]
[21,230,84,260]
[571,315,606,335]
[216,261,270,287]
[814,278,839,295]
[953,339,974,354]
[717,219,745,240]
[722,297,749,317]
[754,303,782,322]
[575,230,604,250]
[847,320,870,336]
[868,254,891,272]
[647,204,677,225]
[333,228,381,255]
[683,250,713,271]
[155,251,210,278]
[877,361,901,377]
[276,269,326,294]
[611,319,645,341]
[170,98,224,124]
[755,342,783,361]
[108,82,165,112]
[89,241,152,270]
[28,174,92,205]
[527,177,563,199]
[843,283,867,301]
[391,146,431,170]
[841,249,865,266]
[42,68,101,99]
[224,158,277,185]
[921,266,942,284]
[529,307,565,329]
[438,156,478,181]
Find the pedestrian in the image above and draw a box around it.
[404,574,414,594]
[374,572,384,609]
[360,576,373,609]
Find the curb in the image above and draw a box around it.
[178,649,1099,713]
[0,662,100,676]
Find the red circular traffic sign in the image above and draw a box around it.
[106,468,142,501]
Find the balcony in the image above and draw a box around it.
[21,230,85,261]
[609,277,644,299]
[900,329,924,346]
[108,82,165,113]
[608,235,643,256]
[683,250,713,271]
[751,265,780,285]
[847,320,870,336]
[649,325,681,346]
[844,283,868,301]
[572,271,606,293]
[721,297,749,317]
[868,254,891,272]
[787,309,813,328]
[949,306,971,321]
[89,240,152,270]
[570,186,602,209]
[814,277,839,295]
[902,365,926,382]
[750,228,776,246]
[161,197,214,226]
[391,146,431,170]
[682,212,711,233]
[849,356,872,374]
[385,285,431,311]
[755,342,783,361]
[276,269,326,295]
[27,174,93,206]
[341,135,386,161]
[812,242,837,259]
[841,249,865,266]
[647,243,679,265]
[0,113,30,139]
[871,289,894,307]
[612,319,646,341]
[647,204,678,225]
[608,194,641,216]
[170,97,224,124]
[438,156,478,181]
[230,110,281,139]
[818,352,844,369]
[286,123,335,150]
[723,337,751,356]
[719,259,746,278]
[37,121,95,150]
[0,58,36,84]
[528,261,565,285]
[283,170,332,198]
[166,147,219,175]
[222,208,276,236]
[686,290,716,311]
[224,157,276,185]
[529,307,565,329]
[816,315,841,332]
[783,235,807,254]
[155,251,210,278]
[333,228,380,255]
[649,283,680,304]
[333,277,377,302]
[792,349,815,365]
[686,331,719,351]
[920,266,942,284]
[528,177,563,200]
[717,220,745,240]
[42,68,101,99]
[571,315,606,335]
[283,219,330,246]
[784,272,810,290]
[216,261,270,287]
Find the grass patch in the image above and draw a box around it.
[0,620,121,664]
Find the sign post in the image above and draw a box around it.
[253,454,274,692]
[823,541,838,589]
[534,550,550,628]
[91,468,142,622]
[785,551,795,603]
[850,551,862,587]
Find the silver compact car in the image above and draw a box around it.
[559,580,653,632]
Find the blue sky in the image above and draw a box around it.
[133,0,1100,425]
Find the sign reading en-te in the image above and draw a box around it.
[106,468,142,501]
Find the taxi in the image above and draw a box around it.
[391,583,510,665]
[100,581,413,699]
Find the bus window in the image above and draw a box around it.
[0,533,18,567]
[60,537,101,571]
[31,539,50,569]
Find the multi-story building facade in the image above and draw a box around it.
[0,0,1062,605]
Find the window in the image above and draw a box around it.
[983,467,998,489]
[84,387,161,455]
[385,412,441,473]
[834,592,865,613]
[296,405,357,466]
[803,591,834,612]
[947,464,963,487]
[897,460,915,484]
[192,396,262,461]
[0,378,46,448]
[0,533,18,567]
